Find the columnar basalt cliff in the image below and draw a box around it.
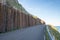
[0,0,45,33]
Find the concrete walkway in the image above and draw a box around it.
[0,25,46,40]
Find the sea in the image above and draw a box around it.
[55,26,60,33]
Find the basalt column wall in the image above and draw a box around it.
[0,3,45,33]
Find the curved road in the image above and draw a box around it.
[0,25,46,40]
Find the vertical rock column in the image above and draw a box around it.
[36,18,41,25]
[0,0,6,5]
[0,3,5,32]
[32,18,36,25]
[20,11,23,28]
[7,6,14,31]
[28,15,33,26]
[25,14,29,27]
[17,10,20,29]
[11,7,14,30]
[14,9,18,30]
[22,13,26,27]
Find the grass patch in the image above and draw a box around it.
[6,0,28,13]
[48,25,60,40]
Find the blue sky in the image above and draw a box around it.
[18,0,60,26]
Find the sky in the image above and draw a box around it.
[18,0,60,26]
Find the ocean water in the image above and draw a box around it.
[55,26,60,33]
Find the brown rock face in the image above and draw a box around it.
[0,0,6,4]
[0,3,45,33]
[0,3,6,32]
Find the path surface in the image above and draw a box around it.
[0,25,46,40]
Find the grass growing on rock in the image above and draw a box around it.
[48,25,60,40]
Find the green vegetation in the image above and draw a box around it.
[6,0,29,14]
[6,0,22,9]
[6,0,36,17]
[48,25,60,40]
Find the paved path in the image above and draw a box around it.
[0,25,46,40]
